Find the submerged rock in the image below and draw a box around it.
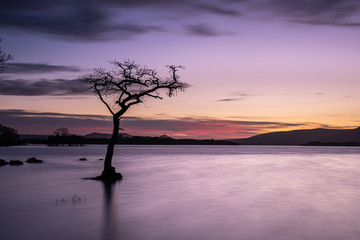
[9,160,24,166]
[26,157,43,163]
[0,159,9,166]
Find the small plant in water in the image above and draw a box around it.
[71,194,83,203]
[56,194,85,205]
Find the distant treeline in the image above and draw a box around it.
[12,136,360,146]
[0,124,20,146]
[20,135,238,146]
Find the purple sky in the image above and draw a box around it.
[1,0,360,139]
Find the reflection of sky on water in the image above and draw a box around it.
[1,145,360,239]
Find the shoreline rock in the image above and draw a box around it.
[9,160,24,166]
[0,159,9,166]
[26,157,43,163]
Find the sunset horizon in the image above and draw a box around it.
[2,1,360,238]
[1,0,359,140]
[2,108,359,140]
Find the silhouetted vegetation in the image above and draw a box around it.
[46,127,84,146]
[0,39,13,72]
[21,136,47,144]
[54,127,69,136]
[0,123,20,146]
[51,135,237,145]
[18,131,238,145]
[82,60,189,181]
[46,135,85,146]
[47,135,84,146]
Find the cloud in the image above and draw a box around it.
[258,0,360,26]
[0,0,163,41]
[264,0,359,17]
[0,109,109,120]
[0,109,306,138]
[291,19,360,27]
[0,78,89,96]
[4,63,82,74]
[197,4,242,16]
[2,0,360,41]
[216,91,253,102]
[186,24,223,37]
[216,98,242,102]
[0,109,112,135]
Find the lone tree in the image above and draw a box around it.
[54,127,69,136]
[0,39,13,72]
[82,60,188,182]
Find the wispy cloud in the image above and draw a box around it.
[259,0,360,27]
[2,0,360,41]
[291,19,360,27]
[197,3,242,16]
[186,24,223,37]
[264,0,360,18]
[216,98,242,102]
[0,78,89,96]
[0,0,163,41]
[216,91,253,102]
[3,63,82,74]
[0,109,112,135]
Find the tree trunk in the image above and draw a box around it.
[104,115,119,171]
[96,115,122,181]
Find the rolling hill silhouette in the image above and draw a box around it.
[228,127,360,145]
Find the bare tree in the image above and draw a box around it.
[0,39,13,72]
[82,60,188,181]
[54,127,69,136]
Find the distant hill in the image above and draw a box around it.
[228,127,360,145]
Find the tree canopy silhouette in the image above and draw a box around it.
[0,39,13,72]
[0,123,19,146]
[82,60,188,181]
[54,127,69,136]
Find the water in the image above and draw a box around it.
[1,145,360,240]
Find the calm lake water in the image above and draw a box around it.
[1,145,360,240]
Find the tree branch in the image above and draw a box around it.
[94,83,115,116]
[82,60,188,119]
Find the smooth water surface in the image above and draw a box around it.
[1,145,360,240]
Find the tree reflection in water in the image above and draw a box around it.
[101,181,120,240]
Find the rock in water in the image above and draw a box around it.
[26,157,43,163]
[0,159,9,166]
[9,160,24,165]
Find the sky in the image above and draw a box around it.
[0,0,360,139]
